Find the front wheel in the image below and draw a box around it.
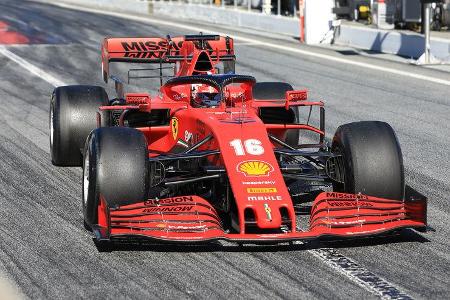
[332,121,404,200]
[82,127,149,228]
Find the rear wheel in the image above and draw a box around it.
[252,82,293,100]
[50,85,110,166]
[253,82,301,147]
[83,127,149,227]
[332,121,404,200]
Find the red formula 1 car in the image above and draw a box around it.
[50,34,427,245]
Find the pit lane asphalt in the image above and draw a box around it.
[0,0,449,299]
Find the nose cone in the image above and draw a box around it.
[207,115,295,233]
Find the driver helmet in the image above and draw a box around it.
[191,85,221,108]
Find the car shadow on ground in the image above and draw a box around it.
[93,228,431,253]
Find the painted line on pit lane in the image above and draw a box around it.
[0,275,24,300]
[308,248,413,300]
[41,1,450,87]
[0,45,65,87]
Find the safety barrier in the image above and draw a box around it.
[46,0,301,37]
[151,1,301,36]
[335,23,450,60]
[149,0,299,18]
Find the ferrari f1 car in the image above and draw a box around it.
[50,34,427,245]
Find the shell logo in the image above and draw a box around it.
[237,160,274,177]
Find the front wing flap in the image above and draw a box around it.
[94,188,427,243]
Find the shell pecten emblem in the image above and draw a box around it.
[237,160,274,177]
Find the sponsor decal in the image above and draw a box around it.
[237,160,274,177]
[246,187,277,194]
[123,51,165,59]
[172,92,187,101]
[167,225,207,230]
[121,40,176,59]
[264,203,272,221]
[286,90,308,101]
[323,219,366,225]
[144,196,194,206]
[219,117,255,124]
[242,181,276,185]
[328,201,373,207]
[248,195,282,201]
[171,117,179,140]
[142,206,194,213]
[230,92,245,100]
[126,96,149,104]
[121,40,169,52]
[184,130,193,142]
[120,40,222,60]
[326,192,368,200]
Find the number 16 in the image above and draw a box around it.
[229,139,264,156]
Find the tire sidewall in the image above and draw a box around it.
[82,132,100,227]
[82,127,149,227]
[50,85,110,166]
[332,121,404,200]
[50,87,69,165]
[332,128,356,192]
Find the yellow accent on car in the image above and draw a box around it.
[247,187,277,193]
[171,117,178,140]
[238,161,273,176]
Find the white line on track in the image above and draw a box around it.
[309,248,413,300]
[40,0,450,87]
[0,274,24,300]
[0,45,65,87]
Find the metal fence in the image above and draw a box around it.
[143,0,299,18]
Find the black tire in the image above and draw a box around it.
[83,127,149,227]
[284,105,301,147]
[253,82,300,147]
[332,121,404,200]
[50,85,110,167]
[252,82,293,100]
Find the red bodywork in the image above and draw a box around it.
[93,35,427,243]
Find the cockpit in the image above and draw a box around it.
[161,74,256,108]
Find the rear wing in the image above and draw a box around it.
[101,34,235,82]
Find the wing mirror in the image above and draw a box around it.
[285,90,308,109]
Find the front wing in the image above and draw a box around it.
[93,188,427,244]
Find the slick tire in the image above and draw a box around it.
[252,82,300,147]
[50,85,110,166]
[252,82,293,100]
[82,127,149,227]
[332,121,405,200]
